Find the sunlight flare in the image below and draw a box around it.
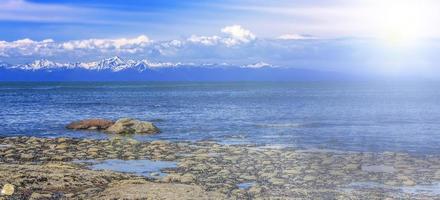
[369,0,436,46]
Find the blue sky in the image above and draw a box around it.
[1,0,440,77]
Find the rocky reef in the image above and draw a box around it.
[66,118,160,134]
[1,136,440,199]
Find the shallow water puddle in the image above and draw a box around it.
[76,159,177,178]
[0,144,11,149]
[401,182,440,196]
[218,139,250,146]
[361,165,396,173]
[237,182,256,190]
[347,182,440,196]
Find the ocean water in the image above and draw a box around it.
[0,81,439,154]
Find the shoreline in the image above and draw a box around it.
[1,136,440,199]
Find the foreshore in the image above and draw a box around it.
[1,136,440,199]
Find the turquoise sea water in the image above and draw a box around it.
[0,81,439,154]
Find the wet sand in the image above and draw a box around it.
[1,136,440,199]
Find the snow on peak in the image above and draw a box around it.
[18,59,70,70]
[7,57,274,71]
[0,61,9,68]
[242,62,272,68]
[96,56,126,70]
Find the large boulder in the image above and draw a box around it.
[106,118,160,134]
[66,119,114,130]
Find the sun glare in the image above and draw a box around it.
[370,0,435,46]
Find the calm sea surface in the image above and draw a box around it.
[0,81,439,154]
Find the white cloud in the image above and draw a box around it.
[0,25,257,59]
[187,35,221,46]
[187,25,256,47]
[61,35,150,52]
[0,35,151,57]
[0,38,56,56]
[153,39,183,56]
[278,34,314,40]
[221,25,256,46]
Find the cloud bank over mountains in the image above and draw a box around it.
[0,25,307,65]
[1,24,440,78]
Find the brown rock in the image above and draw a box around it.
[66,119,114,130]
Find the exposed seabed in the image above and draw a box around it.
[1,136,440,199]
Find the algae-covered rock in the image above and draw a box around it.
[106,118,160,134]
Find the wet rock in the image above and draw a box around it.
[344,163,361,171]
[55,143,68,150]
[231,189,247,198]
[284,168,301,175]
[20,153,34,160]
[398,175,416,186]
[303,175,316,182]
[66,119,114,130]
[165,155,177,160]
[269,178,285,185]
[1,184,14,196]
[151,140,169,146]
[106,118,160,134]
[180,174,195,183]
[150,172,161,177]
[162,174,182,183]
[248,184,262,193]
[29,192,52,200]
[94,179,226,199]
[402,179,416,186]
[57,138,68,143]
[385,181,399,186]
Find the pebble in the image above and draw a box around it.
[1,184,14,196]
[344,164,360,171]
[303,175,316,182]
[269,178,285,185]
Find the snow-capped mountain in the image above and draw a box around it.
[7,59,71,70]
[243,62,272,68]
[0,61,9,68]
[1,56,259,72]
[0,57,350,81]
[92,56,127,71]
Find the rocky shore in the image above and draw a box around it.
[1,136,440,199]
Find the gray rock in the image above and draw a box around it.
[106,118,160,134]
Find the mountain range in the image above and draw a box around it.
[0,56,350,81]
[1,56,273,71]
